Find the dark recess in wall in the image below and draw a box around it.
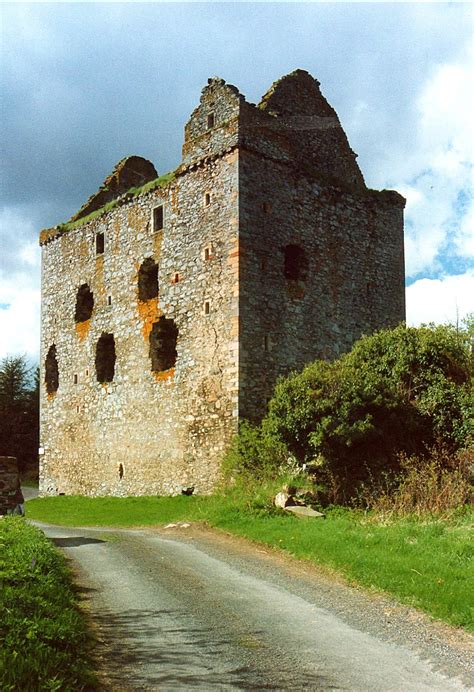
[95,333,116,383]
[149,318,178,372]
[74,284,94,322]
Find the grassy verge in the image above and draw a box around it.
[0,517,97,691]
[26,491,473,632]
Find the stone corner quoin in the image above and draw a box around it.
[38,69,406,498]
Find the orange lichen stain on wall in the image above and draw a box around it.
[127,207,147,232]
[47,392,56,401]
[95,254,106,296]
[170,184,180,213]
[152,367,175,382]
[137,298,162,342]
[153,230,163,257]
[75,319,91,341]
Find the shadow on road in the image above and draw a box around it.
[52,536,106,548]
[92,607,337,690]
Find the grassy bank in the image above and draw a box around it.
[0,517,96,691]
[27,492,473,632]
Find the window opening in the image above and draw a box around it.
[74,374,78,384]
[95,333,116,383]
[149,317,178,372]
[74,284,94,323]
[174,273,180,283]
[85,369,89,376]
[107,295,112,306]
[283,244,308,281]
[96,233,104,255]
[207,112,215,129]
[204,247,211,261]
[153,205,163,232]
[204,192,211,206]
[45,345,59,394]
[138,258,159,301]
[204,301,210,315]
[118,463,124,480]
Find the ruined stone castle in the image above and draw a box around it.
[39,70,405,497]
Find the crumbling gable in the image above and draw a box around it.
[70,156,158,223]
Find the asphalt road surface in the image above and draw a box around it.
[34,521,473,691]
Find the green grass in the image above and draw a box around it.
[0,517,97,691]
[27,491,474,632]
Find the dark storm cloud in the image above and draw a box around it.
[1,2,472,288]
[2,3,470,227]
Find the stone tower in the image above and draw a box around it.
[39,70,405,496]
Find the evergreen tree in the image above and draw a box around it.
[0,355,39,476]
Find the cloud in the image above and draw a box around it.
[406,272,474,327]
[1,2,473,360]
[0,271,41,361]
[386,53,473,279]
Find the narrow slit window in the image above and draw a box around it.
[153,205,163,232]
[204,247,211,261]
[204,192,211,207]
[207,112,215,129]
[73,374,78,384]
[107,295,112,306]
[96,233,104,255]
[174,273,180,283]
[204,301,210,315]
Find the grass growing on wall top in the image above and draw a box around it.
[27,493,474,632]
[49,169,177,235]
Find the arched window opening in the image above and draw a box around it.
[74,284,94,323]
[138,258,159,301]
[95,333,116,383]
[149,317,178,372]
[45,345,59,394]
[283,244,308,281]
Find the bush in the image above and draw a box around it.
[357,448,473,516]
[231,324,473,503]
[0,517,96,690]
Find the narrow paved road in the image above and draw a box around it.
[34,521,472,691]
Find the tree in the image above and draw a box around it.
[0,355,39,476]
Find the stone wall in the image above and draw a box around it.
[39,70,405,496]
[0,457,23,515]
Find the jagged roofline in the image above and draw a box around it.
[69,156,158,224]
[202,70,337,117]
[258,69,338,118]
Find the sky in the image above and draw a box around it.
[1,2,473,362]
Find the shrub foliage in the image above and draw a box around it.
[0,517,96,690]
[228,323,473,502]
